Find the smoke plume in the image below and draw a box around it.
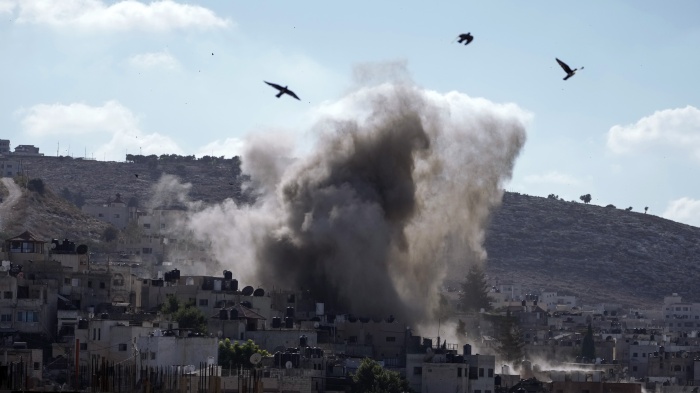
[172,63,529,324]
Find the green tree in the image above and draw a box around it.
[456,319,467,341]
[27,178,45,195]
[161,295,207,333]
[581,323,596,361]
[218,339,270,368]
[493,313,525,363]
[352,358,412,393]
[459,265,492,312]
[579,194,592,204]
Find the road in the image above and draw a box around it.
[0,177,21,232]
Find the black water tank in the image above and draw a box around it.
[224,270,232,280]
[463,344,472,356]
[231,279,238,292]
[219,309,229,320]
[284,317,293,328]
[299,335,308,347]
[253,288,265,297]
[78,319,88,329]
[240,301,252,309]
[272,317,281,328]
[76,244,88,255]
[173,269,180,279]
[100,313,109,319]
[286,307,295,318]
[241,286,254,296]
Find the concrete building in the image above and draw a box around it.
[0,157,22,177]
[13,144,42,156]
[662,294,700,334]
[0,139,9,155]
[81,193,137,230]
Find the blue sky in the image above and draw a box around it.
[0,1,699,226]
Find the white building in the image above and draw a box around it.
[662,293,700,334]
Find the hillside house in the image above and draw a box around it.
[81,193,137,230]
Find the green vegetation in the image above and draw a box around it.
[493,313,525,364]
[27,178,45,195]
[581,323,596,360]
[352,358,412,393]
[218,339,270,368]
[160,295,207,334]
[459,265,492,312]
[579,194,592,204]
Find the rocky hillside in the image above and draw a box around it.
[482,192,700,309]
[10,155,700,309]
[0,179,111,243]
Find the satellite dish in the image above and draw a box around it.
[285,361,293,369]
[313,322,320,329]
[250,353,262,365]
[217,331,223,338]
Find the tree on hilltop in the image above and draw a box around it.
[579,194,592,204]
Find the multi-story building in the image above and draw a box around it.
[662,294,700,334]
[0,139,9,155]
[81,193,137,229]
[13,144,42,156]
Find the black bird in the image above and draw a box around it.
[556,58,584,80]
[264,81,301,100]
[134,174,139,178]
[456,33,474,45]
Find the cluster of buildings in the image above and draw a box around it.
[0,224,698,393]
[0,139,43,178]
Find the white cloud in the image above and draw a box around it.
[662,197,700,227]
[19,100,139,136]
[17,100,183,161]
[11,0,232,32]
[195,137,245,158]
[524,171,582,186]
[0,0,15,14]
[127,50,180,70]
[607,105,700,159]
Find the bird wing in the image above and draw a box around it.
[556,58,573,73]
[264,81,284,91]
[286,90,301,100]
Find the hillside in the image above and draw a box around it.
[11,155,700,309]
[0,178,111,243]
[480,193,700,308]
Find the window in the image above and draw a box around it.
[98,213,104,217]
[674,365,682,372]
[0,314,11,322]
[386,336,396,342]
[143,223,151,229]
[458,368,462,377]
[114,214,120,218]
[119,344,127,351]
[64,278,70,285]
[141,353,148,360]
[199,299,208,306]
[142,248,152,254]
[3,291,12,299]
[413,367,422,375]
[633,353,638,357]
[150,352,156,360]
[99,282,105,289]
[80,343,87,350]
[87,281,93,288]
[479,368,484,377]
[642,353,646,357]
[488,368,494,377]
[16,311,38,322]
[33,362,40,371]
[632,366,637,371]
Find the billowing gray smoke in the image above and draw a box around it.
[182,64,529,324]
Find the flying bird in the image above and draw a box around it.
[134,174,139,178]
[456,33,474,45]
[264,81,301,100]
[556,58,584,81]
